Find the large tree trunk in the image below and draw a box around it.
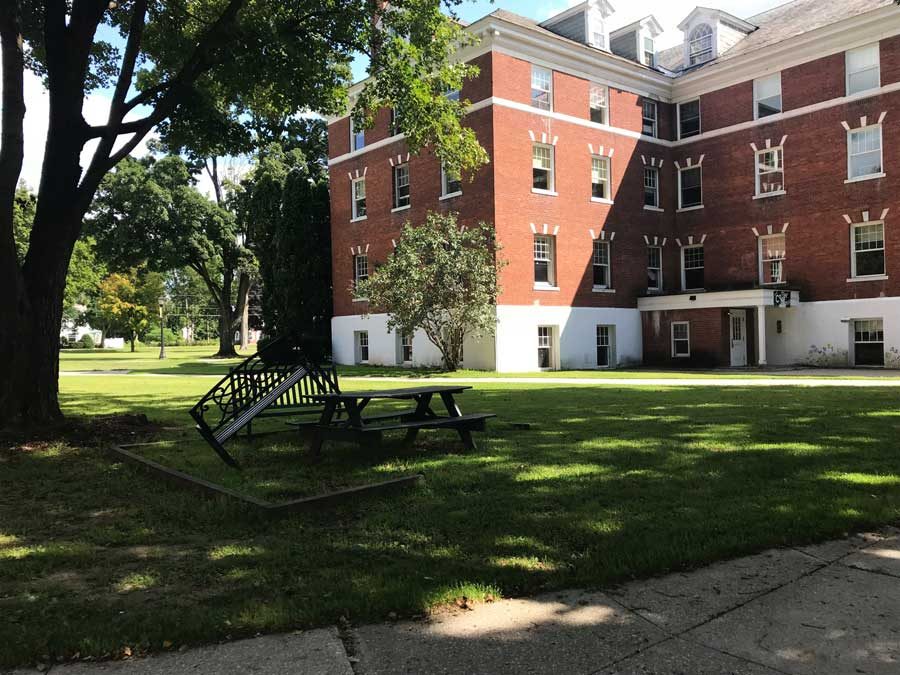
[217,306,238,358]
[240,300,249,350]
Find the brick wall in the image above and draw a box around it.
[642,308,727,367]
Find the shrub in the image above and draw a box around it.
[77,334,95,350]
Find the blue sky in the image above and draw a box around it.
[13,0,789,191]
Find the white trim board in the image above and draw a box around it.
[637,289,801,312]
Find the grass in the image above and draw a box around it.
[1,362,900,668]
[60,345,900,380]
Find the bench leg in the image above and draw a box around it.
[457,428,477,451]
[403,428,420,446]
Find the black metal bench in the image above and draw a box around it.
[190,336,340,469]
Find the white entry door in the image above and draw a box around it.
[730,310,748,367]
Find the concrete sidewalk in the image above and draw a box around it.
[10,528,900,675]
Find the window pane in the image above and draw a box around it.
[855,223,884,250]
[533,145,553,190]
[680,167,702,207]
[531,66,552,110]
[643,168,659,207]
[849,69,880,94]
[679,100,701,138]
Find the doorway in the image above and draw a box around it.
[729,309,748,367]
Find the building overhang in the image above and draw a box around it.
[637,288,800,312]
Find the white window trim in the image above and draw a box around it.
[531,64,553,111]
[589,83,609,125]
[591,155,611,203]
[592,239,611,291]
[846,125,884,182]
[754,146,785,198]
[758,233,786,286]
[351,177,367,222]
[440,165,462,200]
[537,325,558,370]
[596,325,615,369]
[643,166,660,209]
[677,165,703,211]
[681,244,705,291]
[642,100,658,138]
[677,99,701,140]
[534,234,557,288]
[671,321,691,358]
[849,220,887,280]
[355,331,370,365]
[648,245,663,292]
[753,72,782,120]
[846,43,881,97]
[532,143,556,194]
[392,163,411,210]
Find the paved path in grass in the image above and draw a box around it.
[11,527,900,674]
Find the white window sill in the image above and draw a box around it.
[391,205,411,213]
[643,205,664,212]
[752,190,786,200]
[592,286,615,294]
[352,297,370,303]
[350,216,367,223]
[846,275,888,282]
[844,172,886,184]
[533,284,560,291]
[532,188,558,197]
[682,288,706,293]
[677,205,704,213]
[647,287,663,293]
[673,354,692,359]
[591,197,614,205]
[439,191,463,201]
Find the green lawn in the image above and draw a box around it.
[2,364,900,668]
[60,344,900,379]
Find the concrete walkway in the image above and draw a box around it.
[11,527,900,675]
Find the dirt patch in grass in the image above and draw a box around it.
[0,414,162,454]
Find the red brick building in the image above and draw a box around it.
[327,0,900,371]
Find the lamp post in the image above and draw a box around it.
[158,295,167,360]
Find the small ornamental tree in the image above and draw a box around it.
[356,212,503,371]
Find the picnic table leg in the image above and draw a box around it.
[403,393,434,445]
[310,399,338,458]
[440,391,477,451]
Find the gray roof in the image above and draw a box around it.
[670,0,894,73]
[482,0,894,77]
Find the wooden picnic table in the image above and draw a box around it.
[309,385,494,455]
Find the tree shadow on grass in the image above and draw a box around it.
[2,385,900,666]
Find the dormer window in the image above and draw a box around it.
[688,24,713,65]
[643,37,655,67]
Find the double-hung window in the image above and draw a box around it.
[531,65,552,111]
[678,100,701,139]
[445,88,460,102]
[851,222,886,278]
[678,166,702,209]
[538,326,555,369]
[441,165,462,198]
[392,163,410,209]
[642,100,658,137]
[643,167,659,208]
[400,333,413,364]
[592,240,610,289]
[854,319,885,366]
[682,244,704,290]
[591,156,610,200]
[355,331,369,364]
[351,177,366,220]
[596,325,614,368]
[759,234,786,284]
[647,245,662,291]
[533,144,555,192]
[846,43,880,96]
[755,147,784,196]
[753,73,782,119]
[353,254,368,288]
[389,108,401,136]
[350,117,365,151]
[589,84,608,124]
[847,126,883,180]
[643,37,655,67]
[534,235,555,286]
[672,322,691,358]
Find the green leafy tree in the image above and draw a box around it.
[12,185,34,264]
[237,138,331,348]
[0,0,488,426]
[357,212,503,371]
[96,269,165,352]
[90,155,252,357]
